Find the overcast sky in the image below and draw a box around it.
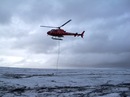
[0,0,130,69]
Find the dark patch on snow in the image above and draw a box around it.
[2,73,55,79]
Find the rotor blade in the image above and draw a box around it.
[40,25,58,28]
[60,19,72,28]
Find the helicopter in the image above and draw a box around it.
[40,19,85,40]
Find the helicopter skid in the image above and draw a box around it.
[52,37,63,40]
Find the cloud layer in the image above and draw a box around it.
[0,0,130,68]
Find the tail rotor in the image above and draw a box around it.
[81,31,85,38]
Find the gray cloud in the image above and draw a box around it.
[0,0,25,24]
[59,0,130,22]
[13,30,58,54]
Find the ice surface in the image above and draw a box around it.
[0,67,130,97]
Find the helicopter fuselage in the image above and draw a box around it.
[47,29,84,38]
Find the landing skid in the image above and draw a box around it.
[52,37,63,40]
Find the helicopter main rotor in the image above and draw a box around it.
[40,19,71,29]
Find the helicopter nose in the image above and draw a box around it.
[47,31,50,35]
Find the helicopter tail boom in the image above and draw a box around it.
[66,31,85,38]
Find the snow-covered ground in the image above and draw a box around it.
[0,67,130,97]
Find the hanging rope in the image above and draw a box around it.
[56,40,60,73]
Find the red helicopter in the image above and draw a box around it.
[40,19,85,40]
